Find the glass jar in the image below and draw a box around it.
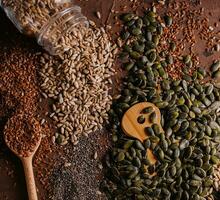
[0,0,89,55]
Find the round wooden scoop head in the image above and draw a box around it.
[4,115,42,200]
[121,102,164,164]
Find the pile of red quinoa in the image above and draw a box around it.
[4,112,41,157]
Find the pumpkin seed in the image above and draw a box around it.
[213,70,220,79]
[166,54,174,65]
[189,180,201,187]
[211,60,220,72]
[169,41,176,51]
[211,155,219,164]
[144,127,155,136]
[164,15,172,26]
[133,157,141,168]
[149,136,160,143]
[179,139,189,150]
[122,13,135,22]
[137,115,145,124]
[143,137,151,148]
[152,123,160,135]
[123,140,134,149]
[149,112,157,123]
[135,140,145,151]
[146,31,152,41]
[117,152,125,162]
[121,31,130,40]
[141,106,153,114]
[127,186,142,194]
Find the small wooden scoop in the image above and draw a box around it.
[5,138,41,200]
[121,102,164,164]
[4,115,41,200]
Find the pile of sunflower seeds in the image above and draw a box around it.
[40,23,117,145]
[103,6,220,200]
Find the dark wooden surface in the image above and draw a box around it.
[1,0,220,199]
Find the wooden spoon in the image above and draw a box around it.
[4,115,41,200]
[121,102,164,165]
[5,138,41,200]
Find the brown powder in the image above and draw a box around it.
[4,112,41,157]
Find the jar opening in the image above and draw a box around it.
[38,6,89,55]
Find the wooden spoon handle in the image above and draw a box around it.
[22,158,38,200]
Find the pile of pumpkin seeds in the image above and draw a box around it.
[40,23,117,145]
[103,5,220,200]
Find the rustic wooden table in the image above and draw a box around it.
[0,0,220,199]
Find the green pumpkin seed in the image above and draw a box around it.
[170,165,177,177]
[211,60,220,72]
[184,146,193,159]
[206,84,214,95]
[181,121,189,131]
[165,127,172,138]
[183,74,192,82]
[157,148,164,160]
[213,70,220,79]
[174,148,180,158]
[191,106,201,115]
[130,51,141,59]
[158,67,168,79]
[189,111,196,118]
[149,136,160,143]
[161,139,168,151]
[204,178,213,187]
[169,41,176,51]
[116,152,125,162]
[196,168,206,178]
[183,55,191,64]
[148,51,157,62]
[149,112,156,123]
[152,35,160,46]
[179,139,189,150]
[133,43,145,53]
[180,105,189,113]
[130,147,136,157]
[133,157,141,168]
[211,155,219,164]
[157,25,163,35]
[146,31,152,41]
[143,139,151,149]
[127,186,142,194]
[144,127,155,136]
[135,140,145,150]
[136,18,143,28]
[156,101,169,108]
[122,13,135,22]
[152,123,160,135]
[189,180,201,187]
[123,140,134,149]
[166,55,174,65]
[141,106,153,114]
[121,31,130,40]
[137,115,145,124]
[164,15,172,26]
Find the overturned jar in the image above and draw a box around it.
[0,0,89,55]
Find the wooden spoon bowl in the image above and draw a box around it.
[4,114,42,200]
[121,102,164,164]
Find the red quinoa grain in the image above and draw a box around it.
[4,112,41,157]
